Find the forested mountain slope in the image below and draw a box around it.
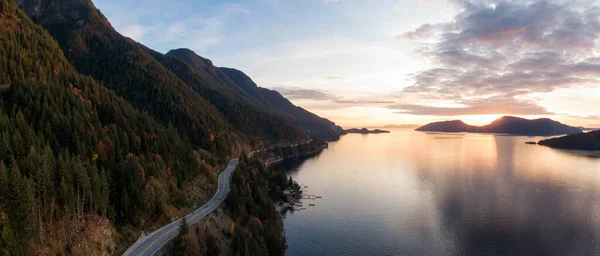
[16,0,307,157]
[166,49,343,139]
[147,48,306,146]
[0,0,216,254]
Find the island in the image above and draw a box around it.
[538,130,600,150]
[343,128,390,134]
[416,116,582,136]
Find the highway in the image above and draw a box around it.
[123,158,239,256]
[123,140,313,255]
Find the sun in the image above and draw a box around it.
[457,114,506,126]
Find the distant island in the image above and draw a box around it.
[416,116,582,136]
[343,128,390,134]
[538,130,600,150]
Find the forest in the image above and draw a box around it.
[0,0,328,254]
[225,155,288,256]
[0,1,212,254]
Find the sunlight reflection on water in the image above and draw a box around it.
[275,129,600,256]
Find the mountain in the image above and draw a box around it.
[416,120,478,133]
[416,116,582,136]
[145,47,307,147]
[166,48,343,140]
[538,130,600,150]
[3,0,329,253]
[16,0,307,157]
[0,1,219,253]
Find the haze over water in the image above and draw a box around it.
[276,129,600,256]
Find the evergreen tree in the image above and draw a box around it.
[173,217,189,256]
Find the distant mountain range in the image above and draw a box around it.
[538,130,600,150]
[416,116,582,136]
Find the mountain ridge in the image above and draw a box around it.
[416,116,582,136]
[17,0,310,157]
[166,48,344,140]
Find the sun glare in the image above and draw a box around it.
[457,114,507,126]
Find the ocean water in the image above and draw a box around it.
[275,129,600,256]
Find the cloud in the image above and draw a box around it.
[324,0,340,4]
[396,0,600,116]
[121,24,150,41]
[271,86,397,107]
[335,99,396,104]
[326,76,345,80]
[104,2,249,52]
[388,97,551,116]
[397,23,435,40]
[165,22,185,37]
[271,86,340,101]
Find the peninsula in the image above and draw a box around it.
[538,130,600,150]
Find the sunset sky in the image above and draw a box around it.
[94,0,600,128]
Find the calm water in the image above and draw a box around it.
[276,129,600,256]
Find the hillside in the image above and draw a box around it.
[538,130,600,150]
[17,0,307,157]
[416,120,477,133]
[416,116,582,136]
[146,48,306,148]
[0,1,217,254]
[166,48,343,140]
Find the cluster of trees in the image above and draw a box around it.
[173,217,190,256]
[0,2,212,254]
[258,139,327,160]
[225,155,287,256]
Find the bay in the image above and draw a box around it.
[276,129,600,256]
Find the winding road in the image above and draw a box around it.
[123,141,311,255]
[123,158,239,256]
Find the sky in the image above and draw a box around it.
[94,0,600,128]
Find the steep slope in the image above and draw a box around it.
[538,130,600,150]
[17,0,306,156]
[146,48,306,147]
[163,49,255,102]
[0,1,212,254]
[166,49,343,139]
[416,116,582,136]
